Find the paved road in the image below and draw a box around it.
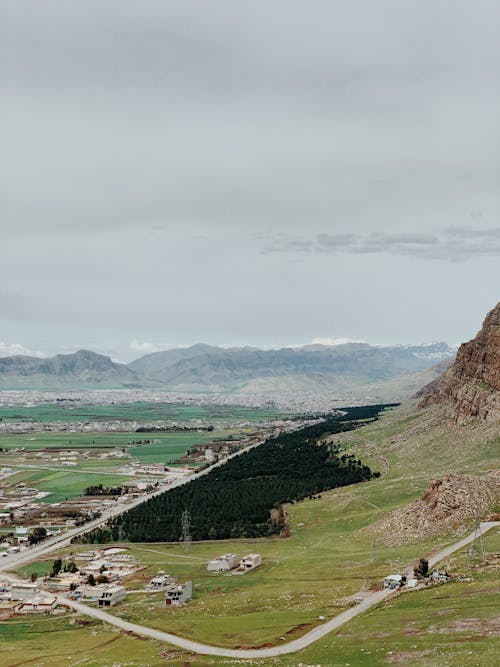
[2,521,497,658]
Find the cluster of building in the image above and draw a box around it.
[206,552,262,574]
[383,568,451,591]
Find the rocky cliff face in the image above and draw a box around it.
[420,303,500,422]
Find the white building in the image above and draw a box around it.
[384,574,403,589]
[16,595,58,614]
[165,581,192,606]
[11,582,40,600]
[233,553,262,574]
[207,553,239,572]
[147,574,172,590]
[76,584,110,600]
[97,585,126,607]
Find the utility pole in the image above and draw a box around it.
[180,508,192,552]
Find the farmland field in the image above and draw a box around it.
[0,428,251,462]
[0,401,287,423]
[4,469,131,502]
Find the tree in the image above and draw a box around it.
[50,558,63,578]
[87,573,96,586]
[28,526,47,546]
[68,561,78,574]
[96,574,109,584]
[414,557,429,579]
[30,572,38,583]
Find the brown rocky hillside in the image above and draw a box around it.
[419,302,500,422]
[369,471,500,546]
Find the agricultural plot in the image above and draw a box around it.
[0,401,286,423]
[4,469,131,502]
[0,428,249,464]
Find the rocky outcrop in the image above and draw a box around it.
[369,471,500,545]
[420,303,500,422]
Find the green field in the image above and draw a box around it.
[0,428,250,464]
[3,402,499,665]
[0,401,286,423]
[5,469,131,502]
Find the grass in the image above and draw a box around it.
[0,614,184,667]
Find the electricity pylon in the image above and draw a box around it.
[180,508,192,552]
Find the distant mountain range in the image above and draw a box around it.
[0,342,455,400]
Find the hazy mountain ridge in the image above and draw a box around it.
[129,342,455,389]
[0,342,455,394]
[0,349,144,390]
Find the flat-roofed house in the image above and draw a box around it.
[97,585,126,607]
[206,553,239,572]
[165,581,192,606]
[147,574,172,590]
[16,595,57,614]
[233,553,262,574]
[11,582,41,600]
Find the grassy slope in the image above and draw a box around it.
[2,402,499,665]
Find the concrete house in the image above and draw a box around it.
[76,584,110,600]
[147,574,172,590]
[233,553,262,574]
[11,582,41,600]
[165,581,192,606]
[97,585,126,607]
[206,553,239,572]
[16,594,57,614]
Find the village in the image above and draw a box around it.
[0,545,268,618]
[0,539,455,625]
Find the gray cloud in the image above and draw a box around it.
[261,228,500,261]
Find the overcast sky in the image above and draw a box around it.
[1,1,499,362]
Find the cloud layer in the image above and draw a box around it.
[261,227,500,261]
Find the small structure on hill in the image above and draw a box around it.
[383,574,404,589]
[165,580,192,606]
[207,553,239,572]
[233,553,262,574]
[147,574,172,590]
[97,585,126,607]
